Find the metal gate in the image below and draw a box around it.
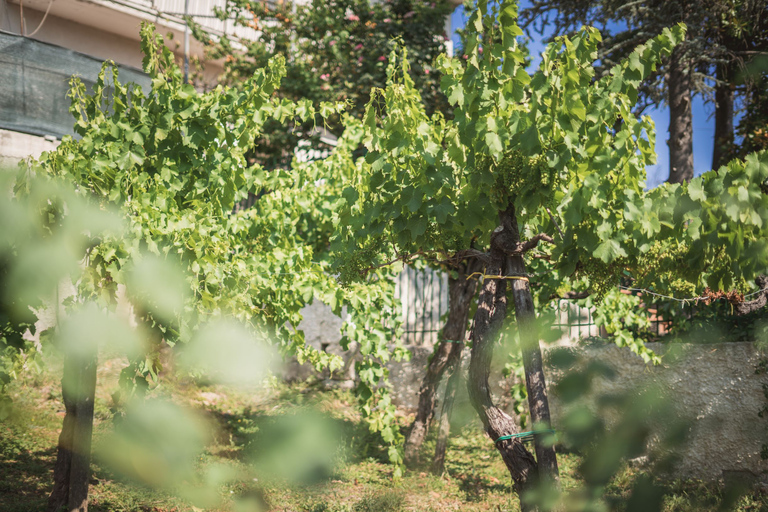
[395,266,449,346]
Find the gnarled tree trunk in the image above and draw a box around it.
[47,349,98,512]
[467,242,538,508]
[404,261,479,466]
[506,257,559,480]
[465,205,560,509]
[432,352,462,475]
[667,44,694,184]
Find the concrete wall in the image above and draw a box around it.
[0,129,59,167]
[2,1,224,88]
[286,301,356,385]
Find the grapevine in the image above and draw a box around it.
[10,23,411,506]
[486,149,559,211]
[578,257,624,302]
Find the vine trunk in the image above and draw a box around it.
[403,262,478,466]
[466,205,560,509]
[467,245,537,510]
[47,349,97,512]
[505,212,559,481]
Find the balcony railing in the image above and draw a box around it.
[113,0,292,42]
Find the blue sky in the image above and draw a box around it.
[449,3,716,188]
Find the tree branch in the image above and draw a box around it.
[439,249,492,266]
[362,249,447,274]
[515,233,555,254]
[545,207,565,239]
[492,223,556,256]
[735,275,768,316]
[362,247,493,276]
[548,290,591,301]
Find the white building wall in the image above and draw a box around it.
[1,0,225,83]
[0,129,59,168]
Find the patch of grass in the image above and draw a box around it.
[352,490,404,512]
[3,354,768,512]
[301,498,352,512]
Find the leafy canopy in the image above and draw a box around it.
[334,0,768,363]
[19,24,406,458]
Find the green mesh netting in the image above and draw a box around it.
[0,30,150,139]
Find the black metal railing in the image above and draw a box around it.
[395,266,449,346]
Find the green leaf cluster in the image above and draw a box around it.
[191,0,453,169]
[14,23,406,468]
[335,0,768,370]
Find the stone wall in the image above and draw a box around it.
[548,342,768,482]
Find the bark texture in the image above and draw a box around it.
[735,275,768,316]
[466,226,538,506]
[432,349,462,475]
[503,205,558,480]
[667,45,694,184]
[47,350,98,512]
[505,254,559,481]
[404,262,479,466]
[712,62,735,170]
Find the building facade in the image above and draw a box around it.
[0,0,293,163]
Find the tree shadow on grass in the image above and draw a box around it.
[0,431,56,512]
[0,422,190,512]
[207,405,388,468]
[452,470,510,502]
[436,432,512,502]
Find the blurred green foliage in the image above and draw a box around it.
[0,169,123,416]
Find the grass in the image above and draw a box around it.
[2,352,768,512]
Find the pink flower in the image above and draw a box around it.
[378,55,387,62]
[424,69,430,75]
[358,56,364,64]
[404,11,415,18]
[320,73,330,81]
[355,43,363,50]
[383,18,391,23]
[329,40,336,46]
[346,13,360,21]
[478,47,483,53]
